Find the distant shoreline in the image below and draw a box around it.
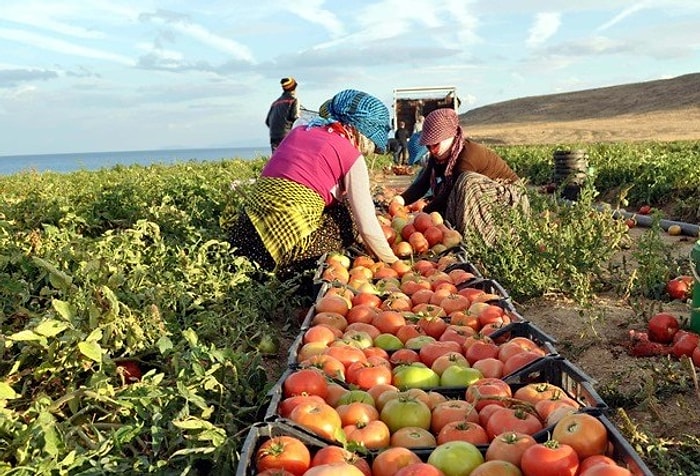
[0,146,269,176]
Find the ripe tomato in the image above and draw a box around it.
[520,440,579,476]
[436,420,489,445]
[469,460,522,476]
[278,395,326,419]
[283,368,329,399]
[390,426,437,448]
[671,330,699,358]
[255,469,295,476]
[577,454,618,473]
[465,377,512,411]
[371,446,422,476]
[471,357,504,379]
[465,340,500,365]
[336,402,379,427]
[288,401,343,442]
[552,413,608,460]
[303,462,366,476]
[485,431,536,466]
[394,462,445,476]
[665,276,692,300]
[310,447,371,476]
[419,340,462,367]
[646,313,680,343]
[485,406,544,440]
[579,465,632,475]
[117,360,142,383]
[255,436,311,476]
[345,360,392,390]
[513,382,564,405]
[502,350,544,376]
[343,419,391,450]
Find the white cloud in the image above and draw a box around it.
[527,12,561,48]
[0,27,135,65]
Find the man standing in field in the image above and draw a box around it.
[265,77,300,152]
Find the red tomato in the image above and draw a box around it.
[390,426,437,448]
[471,357,504,379]
[671,331,700,358]
[310,447,371,476]
[300,354,346,381]
[646,313,680,343]
[343,419,391,450]
[579,464,632,476]
[283,368,329,400]
[255,469,295,476]
[394,462,446,476]
[638,205,652,215]
[465,340,500,365]
[552,413,608,460]
[431,399,479,434]
[485,431,537,466]
[117,360,142,383]
[419,340,462,367]
[485,406,544,440]
[520,441,579,476]
[502,350,544,376]
[255,436,311,476]
[693,345,700,367]
[278,395,326,419]
[465,378,512,411]
[288,401,343,442]
[577,454,618,473]
[345,359,393,390]
[513,382,564,405]
[436,420,489,445]
[336,402,379,427]
[371,446,422,476]
[469,460,522,476]
[303,462,366,476]
[665,277,692,300]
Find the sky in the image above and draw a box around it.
[1,1,699,156]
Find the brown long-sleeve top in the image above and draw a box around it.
[400,139,520,215]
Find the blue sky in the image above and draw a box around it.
[1,1,699,156]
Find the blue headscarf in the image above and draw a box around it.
[312,89,391,151]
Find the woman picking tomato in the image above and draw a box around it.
[228,89,398,279]
[389,108,529,246]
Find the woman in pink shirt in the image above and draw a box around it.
[229,89,399,277]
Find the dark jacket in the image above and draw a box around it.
[265,92,299,141]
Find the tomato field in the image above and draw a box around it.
[0,140,699,474]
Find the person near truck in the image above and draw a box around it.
[265,77,300,152]
[229,89,399,278]
[390,108,529,245]
[394,120,410,165]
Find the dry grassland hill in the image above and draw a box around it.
[460,72,700,145]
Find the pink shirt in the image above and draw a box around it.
[262,126,360,205]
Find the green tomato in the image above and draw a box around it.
[392,363,440,389]
[379,396,431,433]
[427,441,484,476]
[374,333,404,351]
[440,365,483,387]
[337,389,375,406]
[405,335,437,351]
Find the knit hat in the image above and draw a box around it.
[420,108,460,145]
[327,89,391,150]
[280,77,297,91]
[318,99,331,118]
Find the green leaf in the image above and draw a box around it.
[0,382,18,399]
[38,411,60,456]
[157,336,173,354]
[8,329,42,341]
[52,300,75,321]
[35,319,69,338]
[78,341,103,362]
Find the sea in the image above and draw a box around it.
[0,146,270,176]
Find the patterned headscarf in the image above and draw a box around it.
[327,89,391,151]
[420,108,465,193]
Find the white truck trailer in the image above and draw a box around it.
[392,86,459,133]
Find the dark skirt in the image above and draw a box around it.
[229,202,358,279]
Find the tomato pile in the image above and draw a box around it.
[237,211,655,475]
[628,312,700,366]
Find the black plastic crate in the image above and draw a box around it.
[488,321,559,354]
[530,411,654,476]
[503,355,607,410]
[235,420,347,476]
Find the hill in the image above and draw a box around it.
[461,73,700,145]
